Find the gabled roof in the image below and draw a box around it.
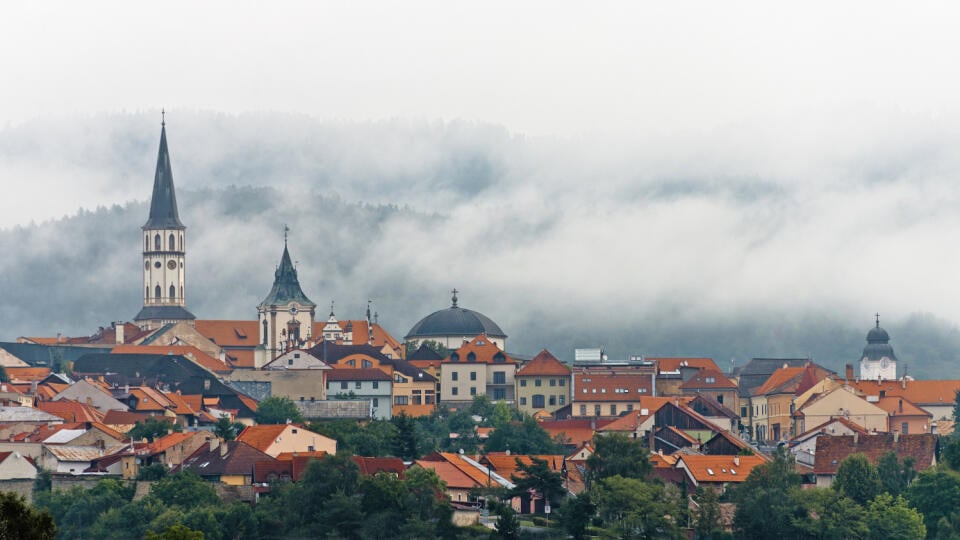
[687,394,738,419]
[36,400,105,423]
[573,369,654,402]
[351,456,406,477]
[679,368,737,390]
[539,418,616,446]
[112,344,231,374]
[598,408,657,433]
[517,350,571,377]
[102,410,154,426]
[193,321,260,349]
[736,358,812,396]
[406,344,443,362]
[236,424,294,453]
[875,396,931,418]
[847,379,960,407]
[179,441,275,477]
[414,459,480,489]
[0,342,113,368]
[128,387,174,412]
[45,444,126,463]
[140,431,203,456]
[791,417,869,445]
[5,367,52,383]
[677,454,767,484]
[482,453,566,480]
[813,433,937,475]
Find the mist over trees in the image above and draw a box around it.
[4,112,960,375]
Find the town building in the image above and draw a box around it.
[439,336,517,407]
[514,349,571,414]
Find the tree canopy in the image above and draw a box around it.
[254,396,305,425]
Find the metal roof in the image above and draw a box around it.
[143,122,185,230]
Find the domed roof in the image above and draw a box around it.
[862,315,896,362]
[405,290,506,340]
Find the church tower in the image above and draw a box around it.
[134,114,196,330]
[859,314,897,381]
[255,235,316,366]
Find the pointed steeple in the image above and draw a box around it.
[259,242,316,308]
[143,115,185,229]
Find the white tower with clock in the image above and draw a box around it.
[254,234,317,367]
[859,314,897,381]
[134,114,196,330]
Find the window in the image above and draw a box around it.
[155,285,161,299]
[341,382,348,390]
[412,393,422,405]
[355,381,362,389]
[717,395,724,404]
[550,379,556,387]
[493,388,506,400]
[470,387,477,396]
[452,387,459,396]
[373,398,379,408]
[610,404,617,415]
[520,397,527,406]
[450,353,459,362]
[467,352,476,362]
[169,233,175,250]
[626,404,633,412]
[154,234,161,251]
[169,284,176,299]
[362,360,372,368]
[493,352,506,363]
[594,405,601,416]
[372,381,379,389]
[470,371,477,381]
[559,396,565,405]
[493,371,505,385]
[579,405,587,415]
[520,380,527,387]
[395,396,409,405]
[559,379,566,386]
[452,372,458,381]
[549,395,556,406]
[535,379,542,387]
[532,395,545,408]
[902,422,909,435]
[288,359,294,366]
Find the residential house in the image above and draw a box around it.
[792,385,889,436]
[515,350,571,414]
[813,433,936,487]
[847,379,960,421]
[749,363,831,443]
[679,368,738,412]
[675,454,768,493]
[789,417,869,467]
[651,357,722,396]
[414,458,483,505]
[41,444,126,474]
[324,369,392,419]
[0,451,38,480]
[229,348,330,403]
[178,439,276,485]
[121,431,208,479]
[236,424,337,458]
[875,396,932,435]
[687,394,740,434]
[571,365,656,418]
[51,379,129,413]
[440,336,518,407]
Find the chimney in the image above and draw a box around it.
[898,399,903,413]
[845,364,854,380]
[894,431,900,443]
[115,323,125,345]
[902,377,907,390]
[734,455,740,466]
[220,442,228,457]
[853,432,859,445]
[208,438,219,453]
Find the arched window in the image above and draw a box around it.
[169,284,176,299]
[450,353,459,362]
[154,285,161,299]
[154,234,161,251]
[144,235,148,250]
[169,234,175,251]
[262,319,268,345]
[467,352,476,362]
[145,286,149,298]
[179,234,183,250]
[493,352,506,363]
[180,286,183,299]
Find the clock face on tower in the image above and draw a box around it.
[154,261,162,269]
[167,260,177,270]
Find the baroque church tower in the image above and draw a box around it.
[254,235,317,367]
[134,115,196,330]
[859,314,897,381]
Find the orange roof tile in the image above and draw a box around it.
[753,367,807,395]
[162,392,199,416]
[679,369,737,390]
[875,396,931,418]
[141,431,202,456]
[129,387,173,411]
[436,452,497,487]
[445,336,515,364]
[5,368,51,383]
[678,454,767,483]
[573,371,655,402]
[517,350,571,377]
[414,460,481,489]
[194,320,259,348]
[237,424,288,453]
[482,453,566,479]
[652,358,720,374]
[227,350,255,369]
[848,379,960,407]
[650,452,678,468]
[36,400,105,423]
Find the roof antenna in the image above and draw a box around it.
[451,288,459,308]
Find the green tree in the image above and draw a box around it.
[905,468,960,537]
[127,417,181,443]
[213,414,245,441]
[833,453,882,505]
[469,394,494,422]
[877,451,917,497]
[585,433,652,486]
[484,416,559,455]
[393,412,419,460]
[144,524,204,540]
[254,396,304,425]
[509,457,565,510]
[137,463,168,481]
[0,491,56,540]
[692,486,725,539]
[791,488,867,540]
[864,493,926,540]
[490,401,512,428]
[150,471,219,509]
[492,501,520,540]
[558,492,596,540]
[732,447,804,539]
[34,478,134,539]
[594,475,683,539]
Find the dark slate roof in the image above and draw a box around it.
[0,342,113,367]
[179,441,274,477]
[306,342,436,383]
[259,244,315,308]
[134,305,196,322]
[862,321,897,362]
[405,305,506,340]
[143,122,185,230]
[736,358,810,397]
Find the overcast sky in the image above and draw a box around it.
[4,1,960,349]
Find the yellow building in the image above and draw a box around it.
[515,350,571,414]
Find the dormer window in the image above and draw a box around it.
[450,353,459,362]
[467,352,476,362]
[493,353,506,363]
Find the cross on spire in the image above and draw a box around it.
[451,288,459,307]
[283,224,290,246]
[161,108,165,127]
[875,313,880,328]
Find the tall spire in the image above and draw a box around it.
[143,114,185,229]
[259,240,315,308]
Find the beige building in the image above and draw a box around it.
[515,350,571,414]
[236,424,336,457]
[439,337,517,407]
[793,385,889,435]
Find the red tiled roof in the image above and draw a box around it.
[678,454,767,483]
[445,336,516,365]
[193,320,259,348]
[679,368,737,390]
[517,350,571,377]
[813,433,937,475]
[351,456,406,477]
[573,371,654,402]
[792,416,870,443]
[129,387,173,412]
[414,460,480,489]
[5,368,52,383]
[652,358,720,374]
[482,453,565,480]
[102,410,155,426]
[236,424,287,452]
[875,396,931,418]
[141,431,202,456]
[36,400,104,423]
[848,379,960,407]
[538,418,616,446]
